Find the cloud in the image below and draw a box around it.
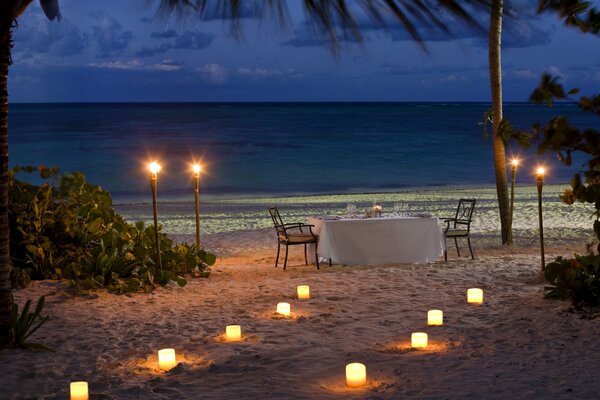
[90,59,183,71]
[140,17,153,24]
[151,30,178,39]
[91,11,133,57]
[237,67,300,80]
[135,43,172,57]
[173,31,215,50]
[547,65,568,79]
[13,15,87,57]
[197,63,228,84]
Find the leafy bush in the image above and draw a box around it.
[12,296,51,351]
[514,75,600,307]
[545,255,600,308]
[9,166,215,293]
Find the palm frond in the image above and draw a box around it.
[152,0,492,51]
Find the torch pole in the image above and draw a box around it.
[150,173,163,270]
[194,172,201,250]
[536,173,545,271]
[508,163,517,244]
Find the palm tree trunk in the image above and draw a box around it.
[0,23,13,348]
[488,0,510,244]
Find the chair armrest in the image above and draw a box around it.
[283,224,317,236]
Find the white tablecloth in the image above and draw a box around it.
[307,216,445,265]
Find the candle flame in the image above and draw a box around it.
[149,162,161,174]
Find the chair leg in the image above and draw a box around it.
[283,244,289,271]
[329,258,332,267]
[454,238,460,257]
[275,242,280,268]
[304,244,308,265]
[314,246,320,270]
[467,236,475,260]
[444,249,448,262]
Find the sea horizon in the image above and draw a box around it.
[9,102,593,202]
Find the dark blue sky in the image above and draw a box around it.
[8,0,600,103]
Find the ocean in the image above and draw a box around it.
[9,102,597,202]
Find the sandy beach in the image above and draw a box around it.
[2,185,599,399]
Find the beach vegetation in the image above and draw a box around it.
[515,74,599,307]
[9,166,214,294]
[525,0,599,309]
[11,295,51,351]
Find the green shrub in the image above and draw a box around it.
[12,296,51,351]
[9,166,215,293]
[545,255,600,308]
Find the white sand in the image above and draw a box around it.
[2,185,600,399]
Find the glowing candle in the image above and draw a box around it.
[467,288,484,304]
[158,348,177,371]
[411,332,428,349]
[276,302,291,316]
[345,363,367,388]
[427,309,443,326]
[226,325,242,341]
[297,285,310,300]
[70,382,88,400]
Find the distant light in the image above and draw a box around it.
[149,162,161,174]
[192,164,201,174]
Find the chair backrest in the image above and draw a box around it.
[268,207,286,235]
[453,199,476,229]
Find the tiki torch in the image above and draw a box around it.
[149,161,163,270]
[536,166,545,271]
[192,164,202,250]
[508,158,519,244]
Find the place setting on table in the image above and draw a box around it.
[307,201,446,266]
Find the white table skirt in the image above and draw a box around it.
[307,216,445,265]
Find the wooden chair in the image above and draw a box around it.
[268,207,319,270]
[443,199,476,261]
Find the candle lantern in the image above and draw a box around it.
[276,302,291,316]
[148,161,163,270]
[508,158,519,244]
[345,363,367,388]
[411,332,428,348]
[536,167,546,271]
[467,288,484,304]
[226,325,242,341]
[158,348,177,371]
[427,309,443,326]
[297,285,310,300]
[192,164,202,250]
[70,382,88,400]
